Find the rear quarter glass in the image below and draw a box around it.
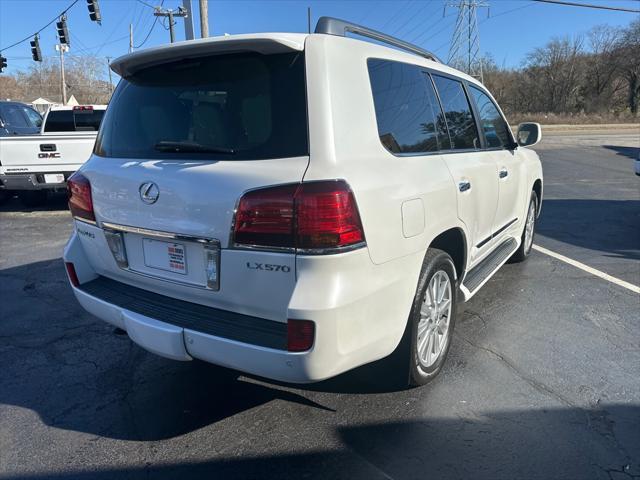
[94,51,308,161]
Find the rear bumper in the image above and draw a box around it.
[64,229,423,383]
[0,172,71,191]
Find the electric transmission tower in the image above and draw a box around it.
[447,0,489,83]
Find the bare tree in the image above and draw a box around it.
[617,19,640,115]
[583,25,623,112]
[4,54,112,105]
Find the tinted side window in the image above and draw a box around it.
[44,110,75,132]
[368,59,447,154]
[432,75,479,150]
[469,86,511,148]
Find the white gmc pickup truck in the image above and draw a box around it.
[0,105,106,206]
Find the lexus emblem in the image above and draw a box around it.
[139,181,159,204]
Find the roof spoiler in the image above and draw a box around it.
[110,35,305,78]
[315,16,442,63]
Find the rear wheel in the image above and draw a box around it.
[511,191,538,263]
[402,249,458,387]
[19,190,47,208]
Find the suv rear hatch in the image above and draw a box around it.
[76,38,309,316]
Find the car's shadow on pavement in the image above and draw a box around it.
[537,198,640,261]
[3,406,639,479]
[603,144,640,160]
[0,258,400,444]
[0,192,68,213]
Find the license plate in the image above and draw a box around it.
[142,238,187,275]
[44,173,64,184]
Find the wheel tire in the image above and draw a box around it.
[510,191,538,263]
[0,190,9,205]
[402,248,458,387]
[19,190,47,208]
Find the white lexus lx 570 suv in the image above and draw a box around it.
[63,17,543,387]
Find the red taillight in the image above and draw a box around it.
[287,319,315,352]
[234,184,297,248]
[67,172,95,222]
[233,180,365,252]
[65,262,79,287]
[296,182,364,249]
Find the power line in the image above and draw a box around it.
[0,0,79,52]
[530,0,640,13]
[135,0,156,9]
[135,0,165,48]
[390,2,433,37]
[481,2,535,22]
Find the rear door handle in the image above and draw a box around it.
[458,181,471,192]
[499,168,508,179]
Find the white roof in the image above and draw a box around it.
[49,105,107,111]
[31,97,55,104]
[110,33,308,77]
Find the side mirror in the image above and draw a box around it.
[516,122,542,147]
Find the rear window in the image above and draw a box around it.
[94,51,308,160]
[44,109,105,132]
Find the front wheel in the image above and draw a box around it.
[510,191,538,263]
[405,249,458,387]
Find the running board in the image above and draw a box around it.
[461,237,518,300]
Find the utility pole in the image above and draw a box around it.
[154,6,188,43]
[105,57,114,96]
[55,44,69,105]
[446,0,489,82]
[129,23,133,52]
[307,7,311,34]
[183,0,195,40]
[199,0,209,38]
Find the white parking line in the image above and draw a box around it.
[532,244,640,294]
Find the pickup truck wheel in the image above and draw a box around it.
[19,190,47,208]
[0,190,9,205]
[406,248,458,387]
[510,191,538,263]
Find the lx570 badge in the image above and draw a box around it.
[246,262,291,273]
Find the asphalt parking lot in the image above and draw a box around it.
[1,132,638,480]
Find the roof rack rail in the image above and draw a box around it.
[314,16,442,63]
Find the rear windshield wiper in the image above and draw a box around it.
[154,141,235,155]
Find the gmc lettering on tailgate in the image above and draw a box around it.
[38,153,61,159]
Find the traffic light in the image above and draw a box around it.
[30,36,42,62]
[56,17,70,45]
[0,55,7,73]
[87,0,101,24]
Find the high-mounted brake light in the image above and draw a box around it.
[73,105,93,111]
[233,180,365,252]
[67,172,95,222]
